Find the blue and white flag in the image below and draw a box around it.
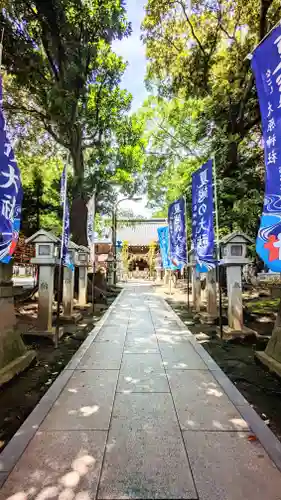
[192,160,215,272]
[157,226,179,270]
[251,24,281,272]
[168,198,187,267]
[157,227,170,269]
[0,77,22,262]
[87,192,96,264]
[60,166,74,271]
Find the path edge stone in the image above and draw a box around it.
[0,288,125,486]
[160,294,281,472]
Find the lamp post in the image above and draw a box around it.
[112,196,142,284]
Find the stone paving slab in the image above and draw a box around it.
[98,428,196,499]
[94,330,126,344]
[118,353,169,393]
[111,393,180,431]
[160,344,208,370]
[77,343,124,370]
[1,283,281,500]
[0,430,107,499]
[124,334,158,353]
[183,431,281,500]
[41,370,118,431]
[167,369,249,431]
[125,331,157,342]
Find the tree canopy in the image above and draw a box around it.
[140,0,281,239]
[1,0,145,244]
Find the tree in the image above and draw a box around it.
[142,0,281,365]
[141,0,281,239]
[0,0,134,244]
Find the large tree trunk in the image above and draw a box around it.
[70,136,88,246]
[71,196,88,246]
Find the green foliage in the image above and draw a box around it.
[0,1,148,245]
[18,154,63,237]
[141,0,281,239]
[1,0,146,244]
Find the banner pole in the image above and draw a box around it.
[0,28,4,70]
[183,194,190,309]
[213,155,223,338]
[55,157,68,348]
[91,191,96,314]
[245,19,281,61]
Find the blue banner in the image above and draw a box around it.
[251,25,281,272]
[157,227,170,269]
[168,198,187,267]
[0,77,22,262]
[60,166,74,271]
[192,160,215,272]
[157,226,179,270]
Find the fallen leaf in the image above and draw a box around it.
[248,435,257,442]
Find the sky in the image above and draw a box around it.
[112,0,153,217]
[112,0,148,113]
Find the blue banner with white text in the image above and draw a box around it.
[157,226,179,270]
[251,25,281,272]
[60,166,74,271]
[168,198,187,267]
[192,160,215,272]
[157,227,170,269]
[0,77,22,262]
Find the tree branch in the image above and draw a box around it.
[176,0,206,56]
[260,0,274,40]
[237,73,254,125]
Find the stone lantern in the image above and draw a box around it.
[76,245,90,307]
[220,231,254,337]
[27,229,62,341]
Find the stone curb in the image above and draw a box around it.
[0,288,125,487]
[161,295,281,472]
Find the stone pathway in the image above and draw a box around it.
[1,283,281,499]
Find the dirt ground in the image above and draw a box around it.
[0,296,117,453]
[155,284,281,442]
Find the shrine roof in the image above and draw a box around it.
[116,218,167,245]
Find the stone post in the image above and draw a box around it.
[61,242,82,322]
[226,266,244,330]
[201,273,207,303]
[191,255,201,313]
[207,268,218,319]
[63,265,74,318]
[156,268,162,282]
[76,246,89,307]
[0,262,36,386]
[78,267,87,306]
[106,252,114,285]
[37,264,55,331]
[164,269,169,285]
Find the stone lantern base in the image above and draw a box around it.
[199,312,218,325]
[24,326,64,344]
[0,263,36,386]
[0,337,36,387]
[221,325,256,340]
[255,351,281,378]
[60,312,82,324]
